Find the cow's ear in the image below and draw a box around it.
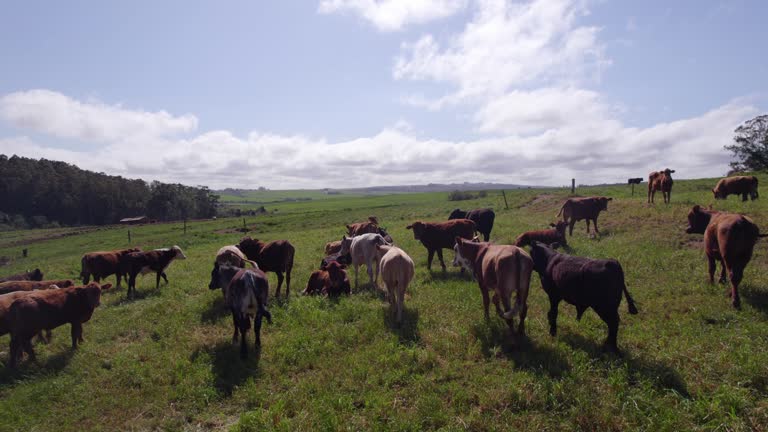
[406,225,413,230]
[692,205,700,213]
[607,197,613,201]
[101,283,113,291]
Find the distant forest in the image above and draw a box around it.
[0,155,219,229]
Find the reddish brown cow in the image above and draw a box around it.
[0,269,44,283]
[648,168,675,204]
[0,285,62,340]
[237,237,295,298]
[303,261,351,297]
[0,279,74,295]
[557,196,612,236]
[81,247,141,288]
[7,282,109,368]
[406,219,475,271]
[713,176,759,201]
[325,240,342,255]
[346,216,380,236]
[124,246,187,298]
[685,205,767,308]
[514,221,568,248]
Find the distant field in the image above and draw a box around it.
[0,175,767,431]
[217,189,388,205]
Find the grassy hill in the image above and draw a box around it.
[0,175,767,431]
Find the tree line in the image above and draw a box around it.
[0,155,219,229]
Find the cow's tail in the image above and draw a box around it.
[502,257,531,320]
[620,271,639,315]
[556,203,566,219]
[245,259,259,269]
[79,256,88,283]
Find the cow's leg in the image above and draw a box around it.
[373,260,379,287]
[518,302,528,336]
[9,337,20,368]
[82,272,90,285]
[232,314,240,344]
[548,296,560,336]
[354,264,360,290]
[742,192,748,202]
[240,328,248,359]
[285,269,291,298]
[276,272,284,297]
[569,220,576,236]
[71,322,83,348]
[492,291,504,318]
[593,218,600,234]
[498,290,515,333]
[254,314,263,347]
[22,338,36,363]
[479,284,491,319]
[718,258,727,284]
[667,189,671,203]
[115,273,122,289]
[729,264,743,309]
[155,272,162,289]
[585,219,591,234]
[427,249,435,271]
[707,255,716,283]
[483,231,490,242]
[161,272,169,285]
[436,249,446,272]
[366,263,374,288]
[595,308,620,352]
[396,283,405,325]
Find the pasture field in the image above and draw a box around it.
[0,176,767,431]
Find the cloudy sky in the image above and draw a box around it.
[0,0,766,189]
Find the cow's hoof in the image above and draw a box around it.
[549,328,556,337]
[732,299,741,310]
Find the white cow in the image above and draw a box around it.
[339,233,390,289]
[376,244,414,325]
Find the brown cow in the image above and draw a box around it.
[685,205,767,308]
[346,216,380,236]
[514,221,568,248]
[713,176,759,201]
[406,220,475,271]
[556,196,612,236]
[7,282,109,368]
[0,269,44,283]
[648,168,675,204]
[0,279,74,295]
[81,247,141,288]
[124,246,187,298]
[237,237,295,298]
[303,261,351,297]
[325,240,342,255]
[0,285,62,341]
[453,238,533,337]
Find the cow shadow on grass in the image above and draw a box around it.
[109,287,163,306]
[562,333,690,398]
[0,349,74,385]
[200,294,229,324]
[428,270,471,282]
[741,284,768,316]
[191,342,261,398]
[382,306,420,345]
[471,320,571,378]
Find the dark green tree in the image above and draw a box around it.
[725,114,768,173]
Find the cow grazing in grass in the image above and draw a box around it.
[713,176,759,201]
[376,245,415,325]
[124,246,187,298]
[339,233,391,289]
[303,261,351,297]
[0,269,44,283]
[209,265,272,357]
[453,238,533,336]
[514,221,569,248]
[237,237,295,298]
[406,220,475,271]
[7,282,110,368]
[648,168,675,204]
[557,196,612,236]
[685,205,767,309]
[528,242,638,352]
[0,279,74,295]
[320,251,351,270]
[215,245,258,269]
[449,208,495,242]
[81,247,141,288]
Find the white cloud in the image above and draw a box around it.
[318,0,467,31]
[0,89,197,143]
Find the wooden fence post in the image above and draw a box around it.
[184,219,187,234]
[22,248,28,258]
[128,230,131,243]
[501,190,509,210]
[571,179,575,194]
[243,218,247,230]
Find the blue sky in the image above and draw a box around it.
[0,0,765,188]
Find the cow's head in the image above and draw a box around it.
[29,268,44,281]
[172,245,187,260]
[663,168,675,176]
[209,262,240,292]
[712,187,726,199]
[598,197,613,211]
[405,221,425,240]
[59,280,75,288]
[237,237,264,259]
[685,205,713,234]
[448,209,465,220]
[81,285,103,308]
[452,237,480,275]
[529,241,556,274]
[550,221,568,236]
[339,236,353,256]
[377,226,393,244]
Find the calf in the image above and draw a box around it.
[81,247,141,288]
[528,242,638,352]
[0,279,74,295]
[346,216,381,236]
[0,285,62,340]
[648,168,675,204]
[339,233,390,289]
[228,268,272,359]
[0,268,44,283]
[376,245,415,325]
[453,238,533,337]
[124,246,187,298]
[514,221,568,248]
[303,261,351,297]
[320,252,351,269]
[556,196,612,236]
[237,237,295,298]
[449,208,495,242]
[685,205,766,308]
[7,282,109,368]
[406,219,476,271]
[713,176,759,201]
[325,240,342,255]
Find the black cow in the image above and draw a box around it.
[529,242,638,352]
[448,208,495,242]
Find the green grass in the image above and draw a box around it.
[0,176,767,431]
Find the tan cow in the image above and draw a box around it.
[375,245,415,325]
[453,238,533,337]
[713,176,759,201]
[556,197,612,236]
[648,168,675,204]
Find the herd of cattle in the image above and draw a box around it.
[0,174,764,366]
